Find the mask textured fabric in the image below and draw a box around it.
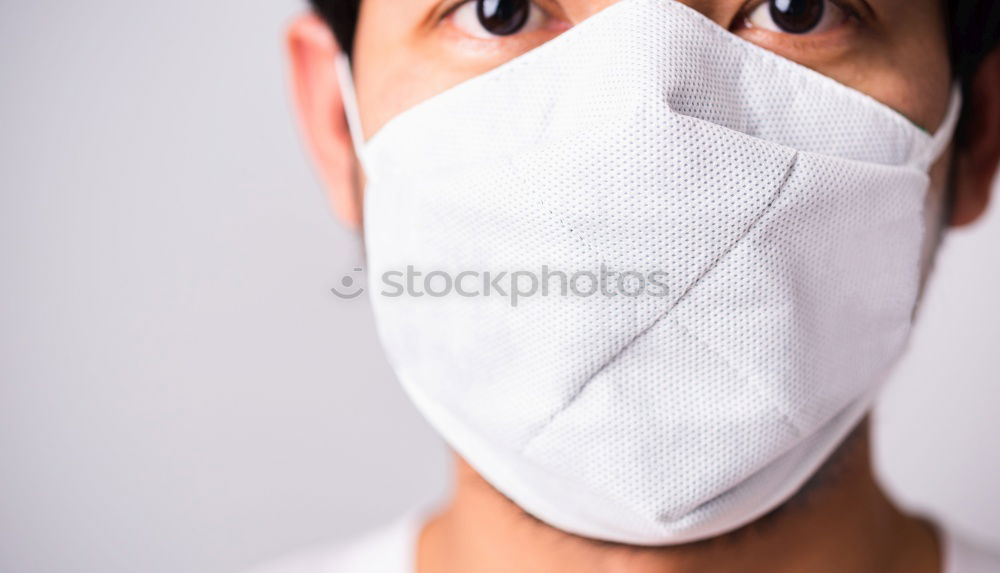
[344,0,961,545]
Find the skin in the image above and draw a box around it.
[286,1,1000,571]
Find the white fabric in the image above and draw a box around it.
[248,517,1000,573]
[945,533,1000,573]
[245,514,422,573]
[339,0,962,545]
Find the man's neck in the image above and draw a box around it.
[417,424,941,573]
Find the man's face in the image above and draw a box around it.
[285,0,999,543]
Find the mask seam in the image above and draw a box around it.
[521,151,800,452]
[513,312,801,527]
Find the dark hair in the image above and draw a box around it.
[311,0,361,60]
[310,0,999,83]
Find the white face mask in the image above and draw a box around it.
[337,0,961,546]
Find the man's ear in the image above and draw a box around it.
[951,48,1000,227]
[286,14,362,230]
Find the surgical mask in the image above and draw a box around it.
[336,0,961,545]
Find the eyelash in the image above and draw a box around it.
[735,0,866,32]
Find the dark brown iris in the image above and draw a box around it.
[476,0,531,36]
[769,0,825,34]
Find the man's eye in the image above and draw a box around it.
[745,0,848,35]
[451,0,547,38]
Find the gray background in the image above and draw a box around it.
[1,1,997,572]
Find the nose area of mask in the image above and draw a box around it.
[356,0,954,546]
